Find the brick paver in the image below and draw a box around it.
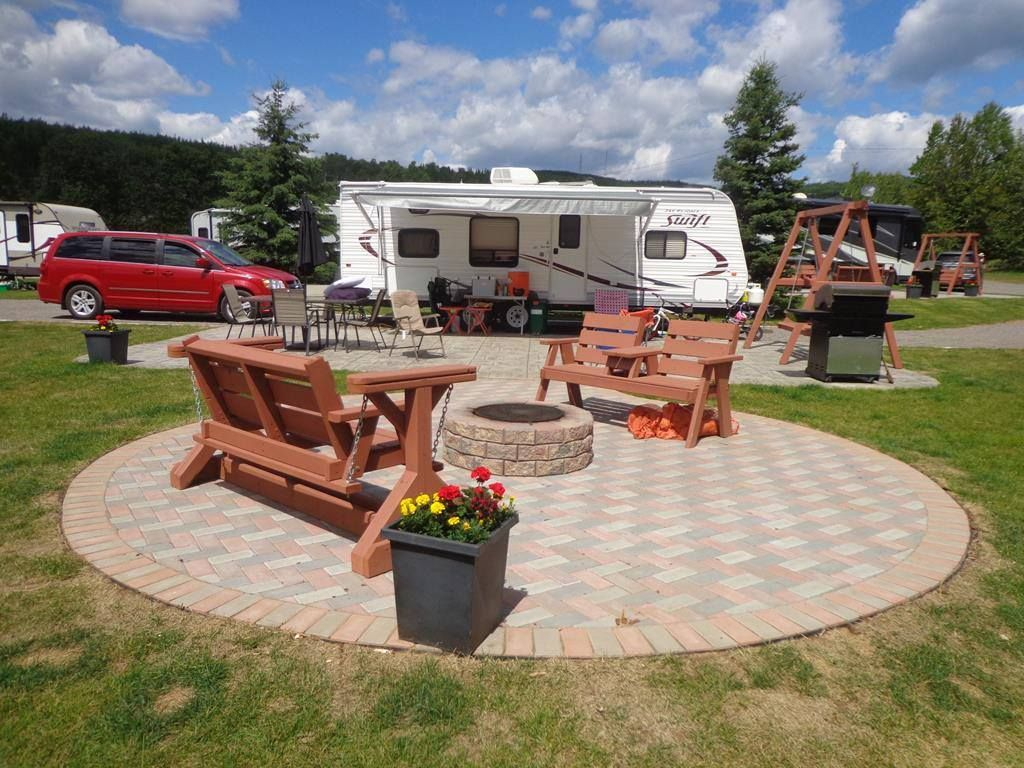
[62,379,969,658]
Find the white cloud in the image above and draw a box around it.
[0,14,203,131]
[559,8,599,45]
[158,109,258,144]
[531,6,552,21]
[120,0,239,41]
[386,3,406,22]
[494,4,507,17]
[874,0,1024,84]
[697,0,857,108]
[366,47,385,64]
[594,1,717,63]
[1007,105,1024,133]
[806,111,941,180]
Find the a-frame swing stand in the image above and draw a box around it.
[910,232,982,295]
[745,200,903,368]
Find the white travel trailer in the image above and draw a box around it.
[336,169,748,327]
[1,201,106,276]
[190,208,231,241]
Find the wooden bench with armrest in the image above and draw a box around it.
[168,335,476,577]
[536,317,742,448]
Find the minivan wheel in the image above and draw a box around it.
[219,289,253,322]
[66,284,103,320]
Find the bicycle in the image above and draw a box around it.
[724,298,780,341]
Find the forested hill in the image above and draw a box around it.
[1,115,715,233]
[1,117,237,233]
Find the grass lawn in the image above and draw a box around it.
[986,271,1024,284]
[0,288,41,300]
[886,296,1024,330]
[2,322,1023,766]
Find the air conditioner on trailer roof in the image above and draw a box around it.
[490,167,539,185]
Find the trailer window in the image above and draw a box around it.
[644,231,687,260]
[558,215,581,249]
[470,217,519,267]
[15,214,31,243]
[398,228,440,258]
[55,236,105,260]
[109,238,156,265]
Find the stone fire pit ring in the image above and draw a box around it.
[443,400,593,477]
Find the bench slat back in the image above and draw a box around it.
[657,320,739,379]
[186,340,349,453]
[573,312,645,366]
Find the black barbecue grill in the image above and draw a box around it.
[789,283,913,382]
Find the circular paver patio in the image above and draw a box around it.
[62,380,969,658]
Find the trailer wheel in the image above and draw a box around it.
[66,284,102,320]
[505,303,528,331]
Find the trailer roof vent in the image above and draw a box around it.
[490,167,539,185]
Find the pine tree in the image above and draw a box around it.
[713,60,805,280]
[217,81,335,270]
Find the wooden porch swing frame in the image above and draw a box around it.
[744,200,904,369]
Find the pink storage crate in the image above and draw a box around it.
[594,289,629,315]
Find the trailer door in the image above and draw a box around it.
[548,214,587,303]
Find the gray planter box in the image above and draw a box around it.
[382,513,518,654]
[83,329,131,364]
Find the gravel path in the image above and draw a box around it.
[985,280,1024,297]
[897,320,1024,349]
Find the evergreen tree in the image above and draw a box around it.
[216,81,335,270]
[909,103,1024,269]
[713,60,805,279]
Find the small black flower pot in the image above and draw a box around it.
[83,329,131,364]
[964,285,979,297]
[382,513,518,654]
[905,284,923,299]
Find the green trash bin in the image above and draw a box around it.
[529,299,548,335]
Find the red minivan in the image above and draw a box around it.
[37,232,301,320]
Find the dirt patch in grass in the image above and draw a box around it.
[725,688,836,733]
[14,644,83,668]
[153,685,195,716]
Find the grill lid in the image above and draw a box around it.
[814,283,891,310]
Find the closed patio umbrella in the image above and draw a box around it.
[296,195,328,278]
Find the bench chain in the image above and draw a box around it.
[346,395,370,483]
[189,366,205,423]
[431,385,453,460]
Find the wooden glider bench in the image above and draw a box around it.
[535,313,742,448]
[168,335,476,577]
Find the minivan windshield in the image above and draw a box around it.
[199,239,251,266]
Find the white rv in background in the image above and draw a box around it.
[1,201,106,276]
[336,169,748,325]
[190,208,231,242]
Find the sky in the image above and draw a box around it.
[3,0,1024,184]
